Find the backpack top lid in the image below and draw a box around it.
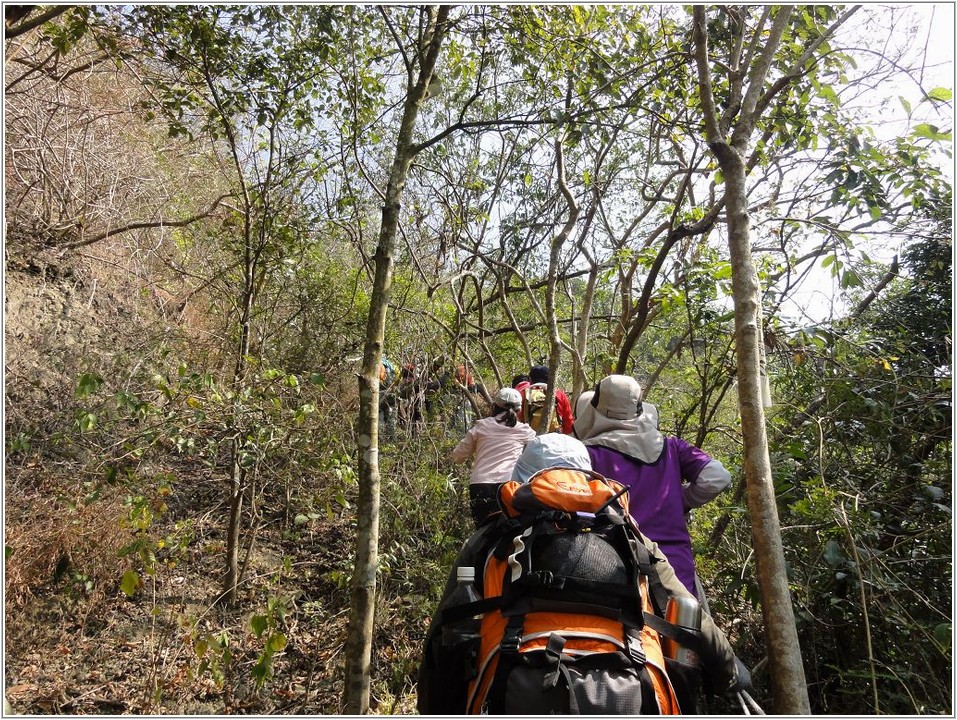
[499,468,629,518]
[511,433,591,483]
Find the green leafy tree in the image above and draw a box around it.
[691,5,866,711]
[768,216,951,712]
[344,6,452,713]
[107,5,339,604]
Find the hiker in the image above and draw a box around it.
[515,364,574,434]
[397,361,428,432]
[378,357,397,439]
[418,433,751,715]
[575,375,732,597]
[455,363,477,393]
[450,387,537,525]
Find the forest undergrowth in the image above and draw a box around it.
[5,413,470,714]
[4,221,950,717]
[3,251,471,715]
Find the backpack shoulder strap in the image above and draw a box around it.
[626,530,707,656]
[623,529,671,616]
[641,611,706,657]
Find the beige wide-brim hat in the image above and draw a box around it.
[578,375,664,464]
[592,374,642,419]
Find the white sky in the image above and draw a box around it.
[773,3,954,326]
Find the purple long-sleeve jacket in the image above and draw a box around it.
[586,438,730,595]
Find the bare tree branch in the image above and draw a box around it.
[853,254,899,317]
[57,194,232,252]
[5,5,74,39]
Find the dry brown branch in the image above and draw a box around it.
[56,194,233,253]
[5,6,74,39]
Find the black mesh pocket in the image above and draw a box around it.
[502,655,647,714]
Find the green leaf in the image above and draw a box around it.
[926,87,953,102]
[251,658,269,685]
[266,632,287,653]
[77,412,97,432]
[823,539,844,567]
[898,95,912,116]
[819,84,840,107]
[840,269,862,288]
[120,570,140,597]
[934,623,951,649]
[912,123,952,142]
[712,262,733,280]
[785,442,808,461]
[76,372,104,398]
[251,614,269,638]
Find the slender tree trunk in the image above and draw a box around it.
[692,6,811,714]
[571,264,597,398]
[539,134,578,434]
[724,145,810,714]
[199,39,260,606]
[223,275,255,604]
[567,199,599,399]
[222,455,245,603]
[222,196,256,606]
[343,6,450,713]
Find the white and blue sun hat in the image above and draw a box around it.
[511,433,593,483]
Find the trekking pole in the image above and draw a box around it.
[738,690,765,715]
[736,692,751,715]
[693,572,712,615]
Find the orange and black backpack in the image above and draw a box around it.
[426,469,697,715]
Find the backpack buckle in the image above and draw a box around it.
[500,625,522,654]
[626,633,646,666]
[539,509,567,523]
[530,570,565,589]
[500,617,524,655]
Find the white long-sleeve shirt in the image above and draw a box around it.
[451,417,537,485]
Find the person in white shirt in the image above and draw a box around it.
[451,387,537,525]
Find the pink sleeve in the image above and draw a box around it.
[450,426,477,463]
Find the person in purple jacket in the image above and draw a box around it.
[575,374,732,598]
